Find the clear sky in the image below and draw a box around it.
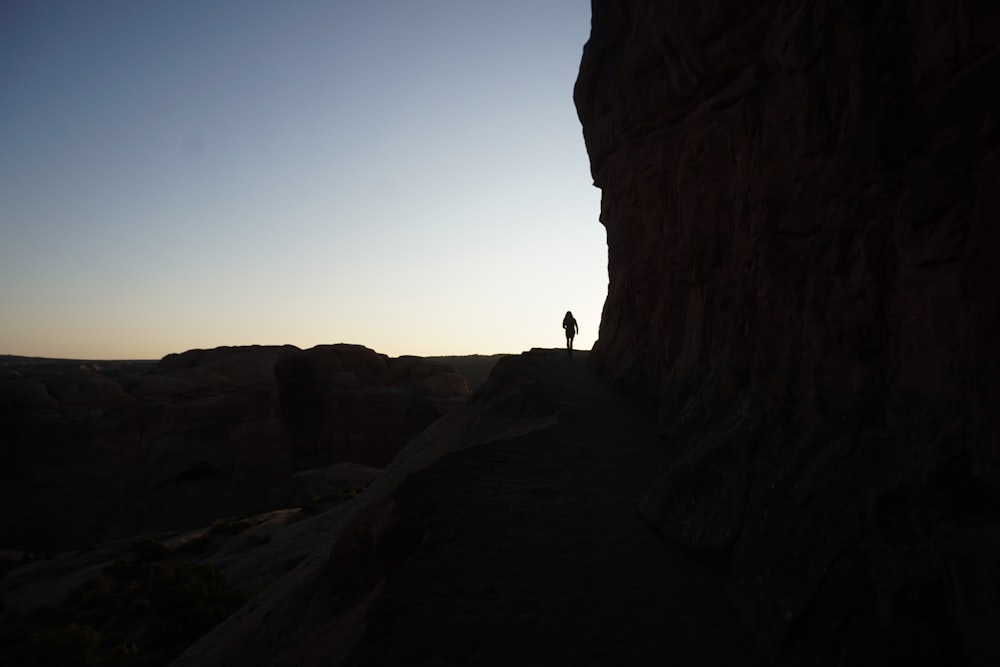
[0,1,604,360]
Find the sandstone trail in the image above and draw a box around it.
[173,349,763,667]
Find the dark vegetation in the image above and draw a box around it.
[0,537,246,667]
[2,480,378,665]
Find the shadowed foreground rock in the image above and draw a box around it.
[173,350,762,666]
[0,345,469,551]
[575,1,1000,664]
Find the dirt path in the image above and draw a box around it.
[348,350,764,666]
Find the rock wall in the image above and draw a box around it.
[0,345,469,551]
[575,1,999,664]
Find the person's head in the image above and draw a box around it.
[565,311,573,318]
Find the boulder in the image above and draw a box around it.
[0,379,58,411]
[269,462,383,508]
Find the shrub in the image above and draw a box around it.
[1,557,247,667]
[28,623,101,667]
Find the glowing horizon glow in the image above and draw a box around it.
[0,1,605,360]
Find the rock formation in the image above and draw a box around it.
[0,345,469,552]
[3,351,556,667]
[575,1,999,664]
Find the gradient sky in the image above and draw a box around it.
[0,1,604,360]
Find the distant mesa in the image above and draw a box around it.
[0,344,497,552]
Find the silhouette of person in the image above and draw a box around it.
[562,311,578,357]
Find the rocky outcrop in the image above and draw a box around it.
[0,345,470,551]
[575,1,1000,664]
[2,351,550,667]
[168,351,566,667]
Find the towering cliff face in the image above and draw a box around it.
[576,2,999,664]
